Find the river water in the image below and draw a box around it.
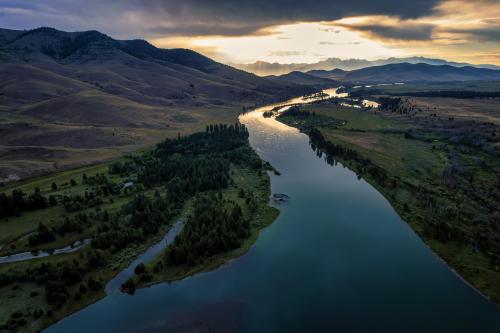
[105,220,184,294]
[46,90,500,332]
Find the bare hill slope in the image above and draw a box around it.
[0,27,314,182]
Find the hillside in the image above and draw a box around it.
[0,27,314,182]
[266,71,338,86]
[306,68,347,80]
[341,63,500,83]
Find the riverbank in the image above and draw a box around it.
[276,101,500,305]
[124,166,280,291]
[135,206,279,290]
[0,220,180,332]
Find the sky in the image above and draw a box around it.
[0,0,499,65]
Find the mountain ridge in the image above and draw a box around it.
[236,57,500,76]
[336,63,500,83]
[0,26,315,182]
[266,62,500,85]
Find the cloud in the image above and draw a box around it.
[1,0,499,65]
[326,1,500,46]
[318,28,341,33]
[319,41,361,45]
[0,0,441,37]
[441,25,500,42]
[334,16,435,42]
[267,50,307,57]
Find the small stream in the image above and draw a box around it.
[0,239,92,264]
[105,220,185,294]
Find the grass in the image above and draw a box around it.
[321,130,444,185]
[0,155,173,331]
[0,159,117,193]
[0,101,244,186]
[0,248,107,331]
[351,81,500,93]
[289,105,443,186]
[0,159,129,247]
[0,202,194,333]
[306,104,403,131]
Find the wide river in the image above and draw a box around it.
[47,90,500,332]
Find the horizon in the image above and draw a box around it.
[1,0,499,66]
[1,25,498,69]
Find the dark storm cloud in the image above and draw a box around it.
[337,21,435,41]
[144,0,440,21]
[140,0,441,36]
[0,0,441,37]
[444,25,500,42]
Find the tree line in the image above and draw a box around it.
[166,194,249,266]
[0,188,53,218]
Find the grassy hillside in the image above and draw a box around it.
[349,81,500,94]
[266,71,338,87]
[341,63,500,83]
[0,27,314,183]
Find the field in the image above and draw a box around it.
[277,96,500,304]
[0,102,243,184]
[350,81,500,93]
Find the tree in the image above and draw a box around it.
[134,263,146,274]
[29,222,55,246]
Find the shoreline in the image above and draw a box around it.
[43,206,280,332]
[39,150,281,332]
[275,113,500,308]
[135,205,280,291]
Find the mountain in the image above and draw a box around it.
[0,27,314,182]
[270,63,500,84]
[339,63,500,83]
[235,58,371,76]
[235,57,500,76]
[306,68,347,80]
[266,71,338,86]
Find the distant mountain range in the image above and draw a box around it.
[236,57,500,76]
[0,27,313,181]
[337,63,500,82]
[266,71,339,86]
[267,63,500,85]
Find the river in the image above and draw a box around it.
[46,89,500,332]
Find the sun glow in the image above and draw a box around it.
[151,22,403,64]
